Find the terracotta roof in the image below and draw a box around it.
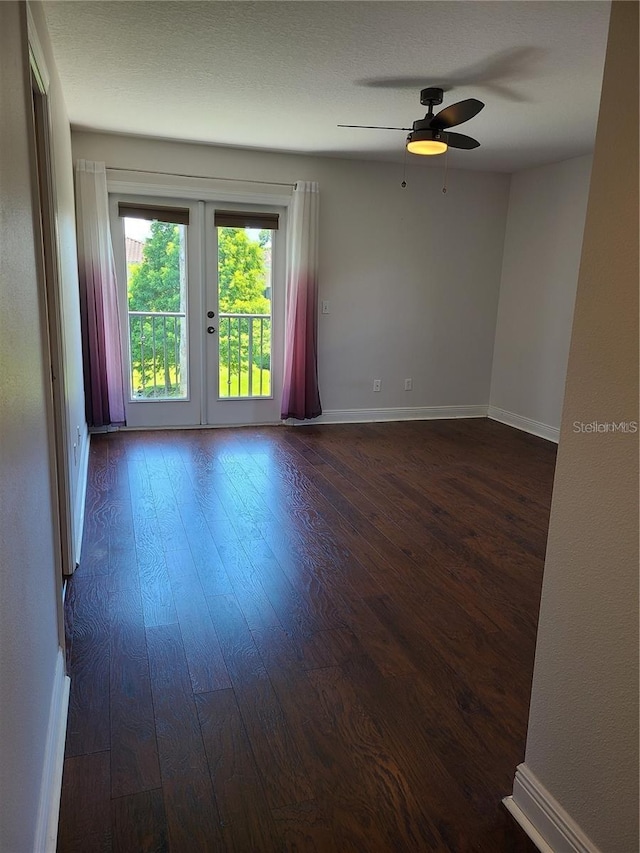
[125,237,144,265]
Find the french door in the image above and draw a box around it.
[110,196,285,428]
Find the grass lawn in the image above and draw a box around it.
[219,364,271,398]
[131,363,271,399]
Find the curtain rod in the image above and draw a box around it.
[106,166,295,189]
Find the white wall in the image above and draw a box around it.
[72,131,511,418]
[489,154,593,439]
[30,1,88,562]
[508,2,639,851]
[0,4,64,850]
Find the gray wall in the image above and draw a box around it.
[490,155,592,437]
[72,131,511,416]
[0,4,63,850]
[518,2,639,850]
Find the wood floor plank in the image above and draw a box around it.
[136,516,178,628]
[239,535,334,641]
[149,474,191,553]
[253,623,358,678]
[58,751,111,852]
[216,540,282,630]
[112,789,168,853]
[109,583,161,798]
[65,574,111,757]
[341,595,420,678]
[271,800,343,852]
[207,593,314,809]
[179,613,233,694]
[196,688,281,851]
[306,664,447,849]
[146,623,224,851]
[167,548,232,693]
[165,547,210,623]
[127,458,156,519]
[189,540,235,599]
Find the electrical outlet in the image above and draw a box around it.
[373,379,381,392]
[321,300,330,314]
[404,378,413,391]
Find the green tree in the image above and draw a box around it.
[126,222,272,397]
[128,221,182,312]
[217,227,269,313]
[217,228,271,381]
[128,221,184,396]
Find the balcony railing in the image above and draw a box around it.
[219,313,271,398]
[128,311,186,399]
[127,311,271,401]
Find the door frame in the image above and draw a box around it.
[203,200,287,426]
[110,194,205,428]
[28,11,75,592]
[107,173,292,428]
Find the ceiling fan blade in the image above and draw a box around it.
[337,124,412,131]
[430,98,484,129]
[445,131,480,150]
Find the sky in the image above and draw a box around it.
[123,216,263,244]
[124,216,152,241]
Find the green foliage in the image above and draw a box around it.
[127,221,184,396]
[217,227,270,314]
[217,227,271,385]
[128,221,182,312]
[219,362,271,398]
[126,221,272,398]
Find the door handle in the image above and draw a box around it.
[207,326,216,334]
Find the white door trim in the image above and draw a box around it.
[110,194,205,427]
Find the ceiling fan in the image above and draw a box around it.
[339,87,484,156]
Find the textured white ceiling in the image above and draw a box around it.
[44,1,611,172]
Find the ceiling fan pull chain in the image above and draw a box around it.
[442,147,450,194]
[401,142,408,188]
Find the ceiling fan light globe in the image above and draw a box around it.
[406,128,448,156]
[407,138,448,155]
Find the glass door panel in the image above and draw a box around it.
[124,218,188,400]
[217,226,272,399]
[110,197,203,428]
[204,203,284,426]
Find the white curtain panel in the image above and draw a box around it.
[281,181,322,420]
[75,160,125,426]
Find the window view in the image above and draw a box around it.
[217,226,272,398]
[124,217,188,400]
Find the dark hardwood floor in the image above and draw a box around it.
[58,418,555,852]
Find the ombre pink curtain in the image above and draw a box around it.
[281,181,322,420]
[75,160,125,427]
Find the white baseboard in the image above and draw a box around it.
[504,764,601,853]
[289,405,489,425]
[488,406,559,443]
[73,428,90,569]
[34,648,71,853]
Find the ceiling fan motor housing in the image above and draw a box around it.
[413,118,446,134]
[420,87,444,107]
